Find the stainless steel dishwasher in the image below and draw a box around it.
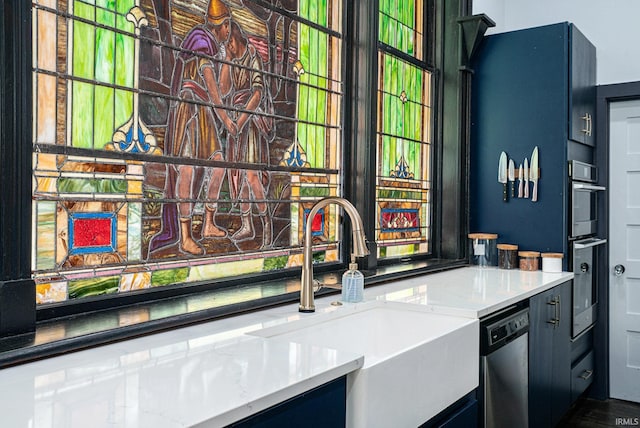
[479,306,529,428]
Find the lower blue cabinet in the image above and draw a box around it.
[228,376,346,427]
[420,392,478,428]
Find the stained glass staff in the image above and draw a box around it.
[107,6,161,155]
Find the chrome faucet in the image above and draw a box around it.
[299,197,369,312]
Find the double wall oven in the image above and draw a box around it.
[569,160,606,338]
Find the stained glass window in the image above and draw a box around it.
[32,0,344,305]
[376,0,432,259]
[379,0,423,60]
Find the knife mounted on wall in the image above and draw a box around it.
[524,158,529,199]
[498,151,508,202]
[508,159,515,198]
[531,146,539,202]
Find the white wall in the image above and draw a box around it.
[472,0,640,85]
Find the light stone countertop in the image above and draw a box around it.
[0,266,573,427]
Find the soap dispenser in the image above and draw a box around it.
[342,254,364,303]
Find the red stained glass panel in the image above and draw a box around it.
[73,218,113,248]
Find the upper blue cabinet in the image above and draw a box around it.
[569,24,597,147]
[469,22,597,260]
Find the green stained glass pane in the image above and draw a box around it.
[128,203,141,261]
[96,6,114,26]
[315,125,325,167]
[151,268,190,287]
[319,0,328,26]
[75,1,94,19]
[69,276,119,299]
[115,89,133,130]
[307,76,318,122]
[405,100,412,140]
[412,102,420,141]
[404,1,415,26]
[309,29,319,74]
[95,27,115,83]
[115,12,134,35]
[116,0,134,14]
[300,187,330,198]
[96,0,116,11]
[388,18,397,47]
[392,96,401,136]
[299,24,310,65]
[94,85,114,149]
[378,0,418,54]
[73,21,95,79]
[264,256,289,272]
[319,34,328,78]
[380,0,389,15]
[36,201,56,270]
[72,81,94,148]
[58,178,127,193]
[115,32,134,87]
[390,136,398,175]
[378,189,423,199]
[382,60,390,94]
[379,135,388,174]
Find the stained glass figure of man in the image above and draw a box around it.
[149,0,236,256]
[220,21,275,249]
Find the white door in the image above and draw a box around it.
[609,99,640,403]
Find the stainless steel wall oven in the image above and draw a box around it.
[569,160,606,338]
[569,160,604,237]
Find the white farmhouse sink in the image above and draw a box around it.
[250,301,479,428]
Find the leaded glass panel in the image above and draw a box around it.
[32,0,344,305]
[379,0,423,61]
[376,51,432,259]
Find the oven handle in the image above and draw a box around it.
[574,238,607,249]
[572,183,606,191]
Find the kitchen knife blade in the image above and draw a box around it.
[508,159,515,198]
[518,163,523,198]
[498,152,508,201]
[524,158,529,199]
[531,146,539,202]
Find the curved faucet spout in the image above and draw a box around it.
[300,197,369,312]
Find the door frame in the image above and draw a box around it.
[593,81,640,399]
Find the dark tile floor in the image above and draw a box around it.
[559,398,640,427]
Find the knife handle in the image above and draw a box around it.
[503,183,508,202]
[532,181,538,202]
[524,180,529,198]
[511,182,515,198]
[518,179,523,198]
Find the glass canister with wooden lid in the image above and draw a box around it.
[518,251,540,271]
[497,244,519,269]
[468,233,498,267]
[541,252,563,272]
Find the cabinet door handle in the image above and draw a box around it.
[557,295,561,325]
[547,296,560,328]
[582,114,589,134]
[581,114,593,137]
[580,369,594,380]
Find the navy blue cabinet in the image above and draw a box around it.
[229,377,346,428]
[529,281,572,428]
[420,392,478,428]
[569,26,597,147]
[470,23,596,263]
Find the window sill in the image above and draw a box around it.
[0,258,467,368]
